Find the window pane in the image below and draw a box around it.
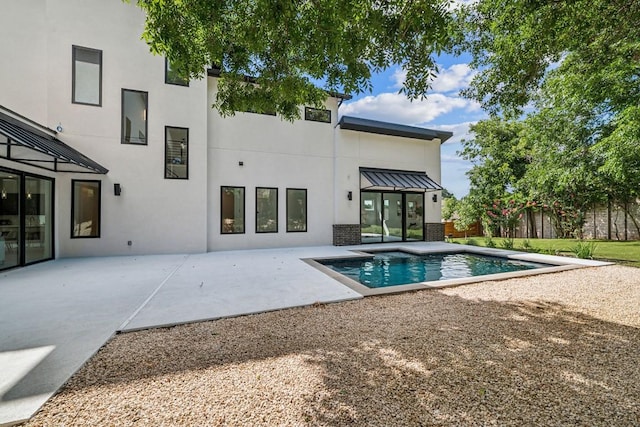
[73,46,102,105]
[221,186,245,234]
[287,188,307,232]
[165,59,189,86]
[0,172,21,269]
[25,176,53,263]
[304,107,331,123]
[122,89,148,144]
[165,127,188,179]
[72,181,100,238]
[256,187,277,233]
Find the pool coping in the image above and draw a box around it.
[302,245,612,297]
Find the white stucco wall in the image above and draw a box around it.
[1,0,209,257]
[334,129,442,225]
[207,79,338,250]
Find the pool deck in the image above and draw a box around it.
[0,242,609,426]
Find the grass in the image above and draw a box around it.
[451,237,640,268]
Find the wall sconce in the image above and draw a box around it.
[114,183,122,196]
[238,161,244,166]
[26,192,32,200]
[347,191,353,201]
[1,189,6,200]
[432,194,438,203]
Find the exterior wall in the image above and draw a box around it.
[333,129,442,227]
[207,79,338,250]
[1,0,209,257]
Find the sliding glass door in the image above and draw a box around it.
[360,191,425,244]
[0,168,53,270]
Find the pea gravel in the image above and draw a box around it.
[22,265,640,426]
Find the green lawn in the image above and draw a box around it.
[450,237,640,268]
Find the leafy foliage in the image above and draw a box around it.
[133,0,454,120]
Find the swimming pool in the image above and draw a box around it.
[318,251,552,288]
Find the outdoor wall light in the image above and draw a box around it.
[114,183,122,196]
[238,161,244,166]
[347,191,353,201]
[432,194,438,203]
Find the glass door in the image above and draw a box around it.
[25,176,53,264]
[405,193,424,241]
[382,193,403,242]
[361,192,382,243]
[0,172,21,269]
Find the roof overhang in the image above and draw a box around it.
[339,116,453,143]
[360,168,442,192]
[0,107,108,174]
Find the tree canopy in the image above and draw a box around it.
[134,0,453,120]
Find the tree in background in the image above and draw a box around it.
[134,0,454,120]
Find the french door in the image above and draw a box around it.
[360,191,424,244]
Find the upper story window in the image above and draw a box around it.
[165,126,188,179]
[121,89,148,144]
[304,107,331,123]
[72,46,102,106]
[165,58,189,86]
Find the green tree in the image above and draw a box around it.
[133,0,454,120]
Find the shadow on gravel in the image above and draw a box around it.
[25,291,640,426]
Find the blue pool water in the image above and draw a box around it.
[319,251,551,288]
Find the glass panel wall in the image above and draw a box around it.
[256,187,277,233]
[25,176,53,263]
[361,192,382,243]
[382,193,403,242]
[221,186,245,233]
[286,189,307,232]
[72,180,101,238]
[0,172,20,269]
[405,193,424,241]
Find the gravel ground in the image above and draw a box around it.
[23,265,640,426]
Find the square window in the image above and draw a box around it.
[71,180,101,238]
[72,46,102,106]
[221,186,245,234]
[165,127,188,179]
[165,58,189,86]
[256,187,278,233]
[286,188,307,232]
[121,89,148,144]
[304,107,331,123]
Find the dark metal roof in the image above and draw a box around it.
[0,109,108,174]
[360,168,442,192]
[206,68,352,100]
[339,116,453,143]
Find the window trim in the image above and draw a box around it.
[304,107,331,123]
[220,186,246,234]
[121,88,149,145]
[255,187,278,233]
[164,58,189,87]
[70,179,101,239]
[72,45,102,107]
[164,126,189,179]
[286,188,307,233]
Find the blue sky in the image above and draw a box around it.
[338,53,486,198]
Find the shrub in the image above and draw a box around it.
[464,238,478,246]
[485,237,496,248]
[500,238,515,249]
[572,240,597,259]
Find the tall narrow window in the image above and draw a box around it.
[165,58,189,86]
[286,188,307,232]
[72,46,102,106]
[71,180,101,238]
[121,89,148,144]
[165,127,189,179]
[221,186,245,234]
[256,187,278,233]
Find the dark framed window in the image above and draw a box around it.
[165,58,189,86]
[256,187,278,233]
[165,126,189,179]
[121,89,148,144]
[304,107,331,123]
[72,45,102,106]
[221,186,245,234]
[71,180,101,238]
[286,188,307,232]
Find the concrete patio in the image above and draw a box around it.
[0,242,607,426]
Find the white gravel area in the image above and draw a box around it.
[23,265,640,426]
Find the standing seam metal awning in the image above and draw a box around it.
[0,111,108,174]
[360,168,442,192]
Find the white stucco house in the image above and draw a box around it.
[0,0,451,270]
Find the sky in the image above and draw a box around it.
[338,52,486,198]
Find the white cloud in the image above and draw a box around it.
[340,92,472,125]
[390,63,476,94]
[430,121,476,145]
